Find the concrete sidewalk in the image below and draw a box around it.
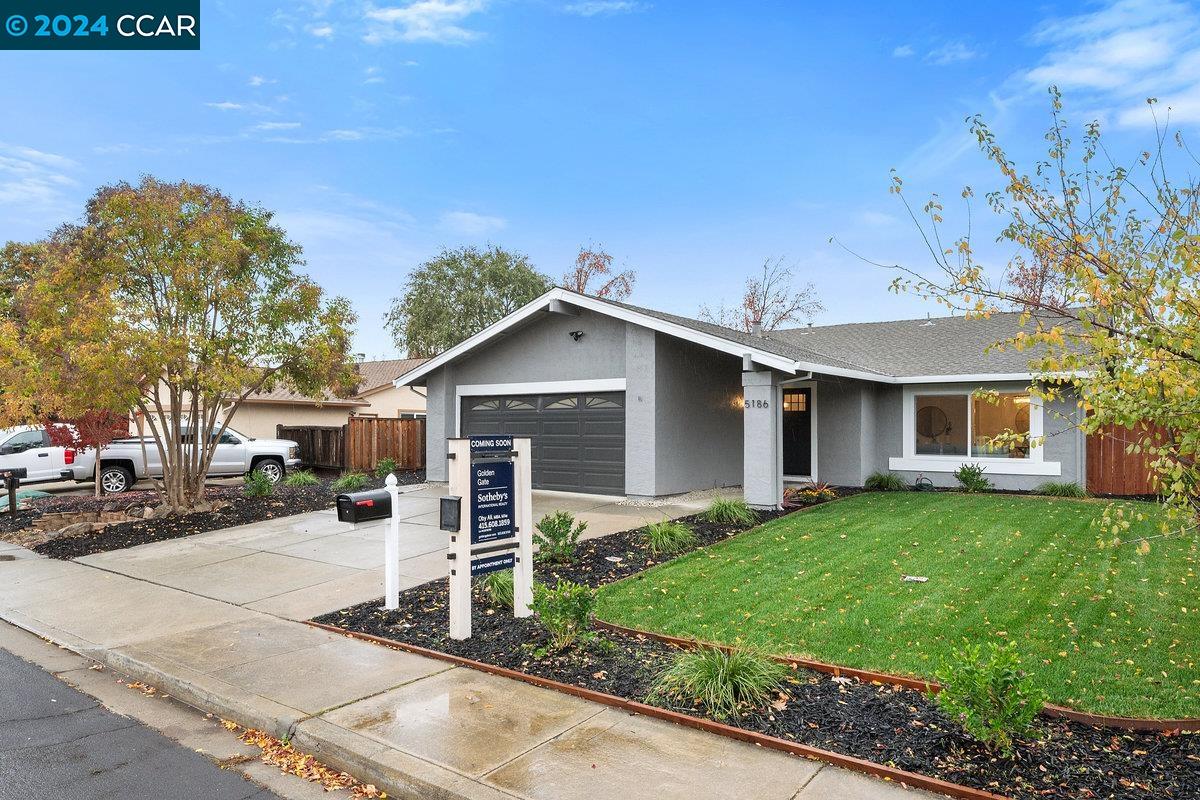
[0,529,933,800]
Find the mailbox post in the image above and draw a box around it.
[446,435,533,639]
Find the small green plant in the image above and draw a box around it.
[864,471,908,491]
[530,580,595,651]
[641,520,698,556]
[1035,480,1087,498]
[374,457,399,479]
[534,510,587,563]
[703,497,758,527]
[282,470,320,488]
[480,569,514,607]
[243,470,273,498]
[331,472,369,492]
[647,646,788,720]
[934,640,1046,756]
[953,463,992,493]
[783,482,837,507]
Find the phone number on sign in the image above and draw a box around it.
[4,13,195,38]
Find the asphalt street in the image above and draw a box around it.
[0,646,278,800]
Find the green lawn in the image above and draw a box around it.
[596,492,1200,719]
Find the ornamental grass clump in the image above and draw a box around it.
[530,580,595,652]
[934,640,1046,756]
[243,470,273,498]
[864,471,908,491]
[534,510,587,564]
[703,497,758,527]
[1035,480,1087,498]
[374,457,399,478]
[953,463,992,493]
[641,520,698,556]
[282,469,320,487]
[331,472,369,492]
[480,569,514,607]
[648,646,789,720]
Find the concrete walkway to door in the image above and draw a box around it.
[71,483,736,621]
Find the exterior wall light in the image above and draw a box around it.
[568,330,585,341]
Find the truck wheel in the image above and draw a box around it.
[99,465,133,495]
[253,459,284,485]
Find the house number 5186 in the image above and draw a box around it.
[743,399,769,409]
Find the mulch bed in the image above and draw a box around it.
[12,471,424,560]
[314,498,1200,800]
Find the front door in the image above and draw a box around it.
[782,388,811,477]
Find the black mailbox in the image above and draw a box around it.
[335,489,392,523]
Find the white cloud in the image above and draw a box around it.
[247,75,276,87]
[925,41,979,65]
[439,210,507,235]
[364,66,386,84]
[205,101,244,111]
[252,121,302,131]
[563,1,647,16]
[364,0,488,44]
[1022,0,1200,127]
[859,210,898,227]
[0,142,78,210]
[892,44,914,58]
[308,23,334,38]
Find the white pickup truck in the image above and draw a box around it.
[0,424,301,494]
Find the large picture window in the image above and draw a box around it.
[913,392,1030,459]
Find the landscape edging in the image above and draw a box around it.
[592,619,1200,732]
[306,620,1013,800]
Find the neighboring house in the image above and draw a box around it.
[397,287,1086,507]
[226,358,429,440]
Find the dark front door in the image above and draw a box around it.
[782,388,811,476]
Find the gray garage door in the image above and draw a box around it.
[461,392,625,495]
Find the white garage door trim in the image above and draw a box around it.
[454,379,627,435]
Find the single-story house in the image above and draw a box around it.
[396,288,1085,507]
[225,357,429,440]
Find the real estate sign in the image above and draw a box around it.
[470,460,515,544]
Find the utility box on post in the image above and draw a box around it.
[335,489,392,524]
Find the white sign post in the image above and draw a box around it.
[446,435,533,639]
[383,473,400,610]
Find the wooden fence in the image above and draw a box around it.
[1086,422,1170,496]
[277,417,425,472]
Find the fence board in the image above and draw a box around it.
[346,417,425,472]
[1085,422,1168,496]
[276,424,346,470]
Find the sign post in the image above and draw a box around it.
[446,435,533,639]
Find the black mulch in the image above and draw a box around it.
[315,499,1200,800]
[26,471,424,560]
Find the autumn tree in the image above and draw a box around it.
[562,246,636,301]
[0,178,357,512]
[385,245,551,357]
[45,411,129,497]
[878,88,1200,531]
[698,257,823,332]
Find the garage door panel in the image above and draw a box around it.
[461,391,625,495]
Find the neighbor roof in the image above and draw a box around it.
[355,357,429,396]
[241,385,367,407]
[396,288,1075,387]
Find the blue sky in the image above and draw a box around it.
[1,0,1196,357]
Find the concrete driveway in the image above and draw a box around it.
[74,483,730,621]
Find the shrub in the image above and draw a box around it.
[530,580,595,651]
[953,463,992,493]
[934,640,1046,756]
[534,511,587,563]
[783,482,837,507]
[648,646,789,720]
[864,471,908,491]
[1035,480,1087,498]
[331,472,369,492]
[642,520,698,556]
[480,569,514,607]
[282,470,320,487]
[374,457,399,479]
[703,497,758,527]
[243,470,273,498]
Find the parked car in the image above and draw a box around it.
[0,425,76,484]
[64,426,301,494]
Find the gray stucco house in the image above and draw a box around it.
[396,288,1085,507]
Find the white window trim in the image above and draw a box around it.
[889,383,1061,476]
[454,378,627,436]
[778,380,818,483]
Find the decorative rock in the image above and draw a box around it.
[57,522,95,538]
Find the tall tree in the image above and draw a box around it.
[698,257,823,332]
[385,245,551,357]
[562,246,636,301]
[0,178,357,512]
[876,88,1200,533]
